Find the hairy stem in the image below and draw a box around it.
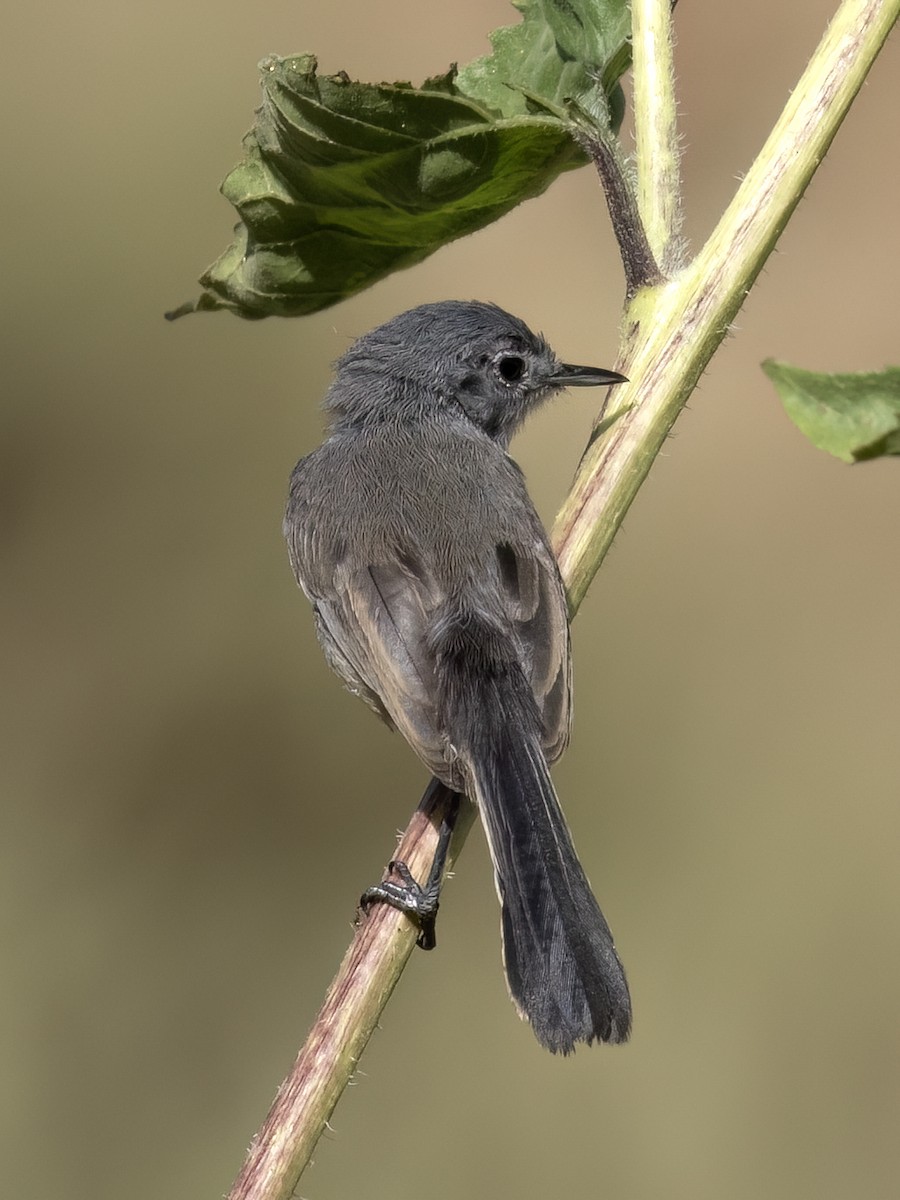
[226,789,474,1200]
[631,0,683,271]
[577,127,663,295]
[554,0,899,607]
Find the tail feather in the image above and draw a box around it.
[471,712,631,1052]
[434,612,631,1052]
[434,654,627,1055]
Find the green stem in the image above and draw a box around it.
[226,791,475,1200]
[554,0,900,609]
[631,0,682,271]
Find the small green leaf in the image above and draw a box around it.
[763,360,900,463]
[168,0,631,320]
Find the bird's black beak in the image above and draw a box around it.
[548,363,629,388]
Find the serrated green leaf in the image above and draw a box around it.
[457,0,630,126]
[168,0,631,320]
[762,360,900,463]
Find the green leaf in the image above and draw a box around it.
[457,0,630,127]
[168,0,631,320]
[762,361,900,463]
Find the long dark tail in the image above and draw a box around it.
[445,658,632,1052]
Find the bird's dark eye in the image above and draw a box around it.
[496,355,526,383]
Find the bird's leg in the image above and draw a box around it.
[359,795,459,950]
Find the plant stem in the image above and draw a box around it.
[554,0,900,608]
[577,127,663,296]
[226,787,474,1200]
[631,0,683,271]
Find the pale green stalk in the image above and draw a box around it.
[630,0,682,270]
[555,0,900,609]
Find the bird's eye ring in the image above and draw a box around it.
[496,355,526,383]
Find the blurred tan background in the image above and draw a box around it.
[2,3,898,1198]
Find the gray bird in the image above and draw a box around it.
[284,301,631,1052]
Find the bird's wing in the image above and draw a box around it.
[285,448,570,774]
[492,533,572,764]
[313,555,453,781]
